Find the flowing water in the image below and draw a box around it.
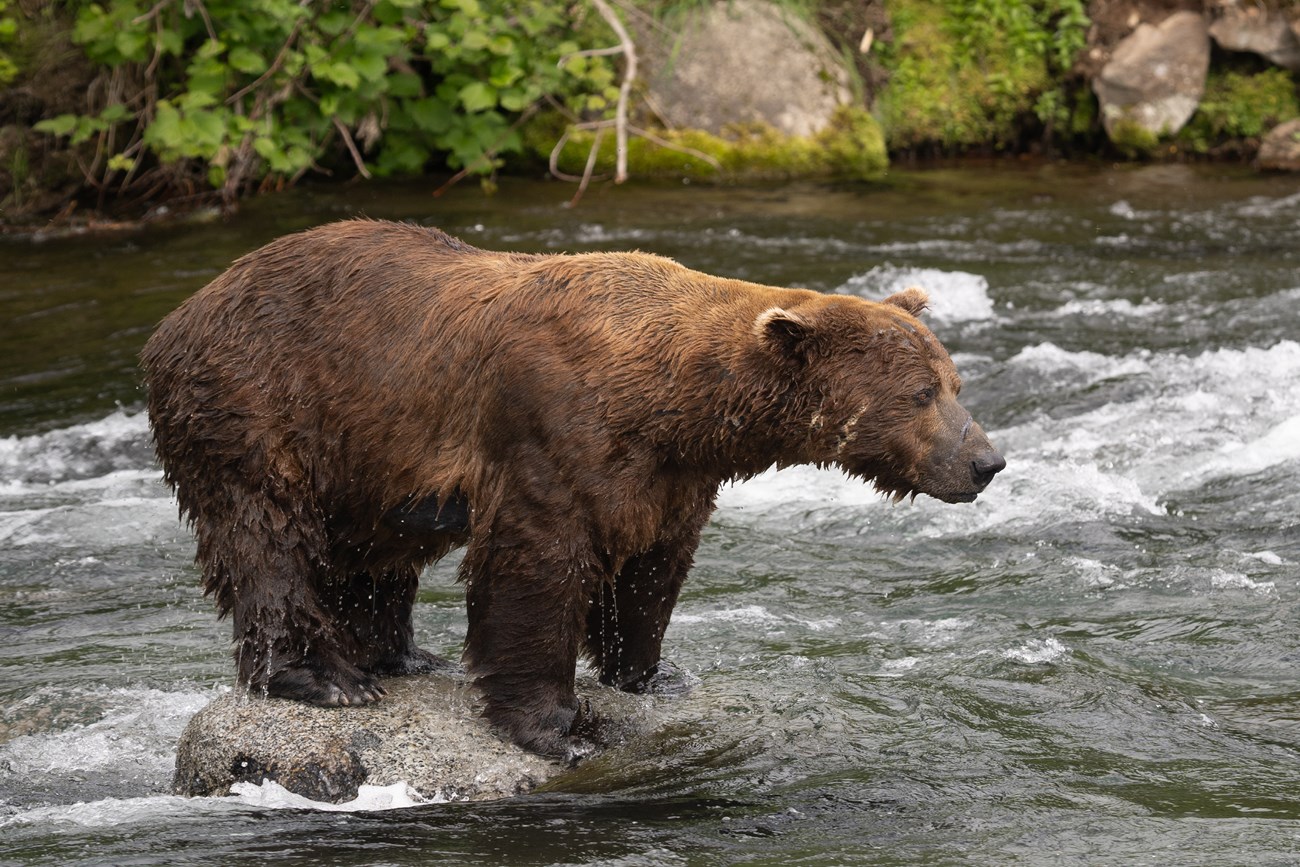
[2,164,1299,865]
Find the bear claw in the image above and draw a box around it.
[265,663,386,708]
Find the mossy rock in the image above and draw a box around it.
[1108,118,1162,158]
[525,106,887,183]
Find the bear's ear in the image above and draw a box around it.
[754,306,814,362]
[882,287,929,317]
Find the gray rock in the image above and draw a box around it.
[174,672,653,803]
[1209,5,1300,71]
[1093,12,1211,140]
[1258,118,1300,171]
[641,0,851,138]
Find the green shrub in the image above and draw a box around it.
[1180,68,1300,152]
[34,0,617,202]
[0,0,17,85]
[874,0,1089,151]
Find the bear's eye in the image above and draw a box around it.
[914,386,936,407]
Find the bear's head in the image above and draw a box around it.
[756,287,1005,503]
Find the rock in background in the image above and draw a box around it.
[1093,11,1211,140]
[639,0,852,138]
[174,673,652,804]
[1258,117,1300,169]
[1209,2,1300,72]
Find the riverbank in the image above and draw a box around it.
[0,0,1297,228]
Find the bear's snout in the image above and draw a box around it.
[971,450,1006,489]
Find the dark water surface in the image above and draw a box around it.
[2,164,1299,865]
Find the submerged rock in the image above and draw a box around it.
[174,672,651,803]
[1258,119,1300,171]
[1093,12,1211,142]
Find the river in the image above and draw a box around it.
[2,163,1299,865]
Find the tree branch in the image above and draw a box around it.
[332,117,372,179]
[588,0,634,183]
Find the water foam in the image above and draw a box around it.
[0,793,235,830]
[230,778,439,811]
[1003,637,1069,665]
[0,410,153,487]
[671,604,840,633]
[840,265,998,323]
[1051,297,1166,319]
[0,687,214,778]
[1000,340,1300,497]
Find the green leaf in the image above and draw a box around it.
[196,38,225,60]
[407,96,453,132]
[498,87,530,112]
[461,29,489,51]
[113,27,149,62]
[228,46,267,75]
[386,72,423,98]
[458,80,495,112]
[144,102,185,157]
[319,10,352,36]
[314,60,360,90]
[100,103,131,123]
[352,51,388,82]
[34,114,78,137]
[444,0,481,15]
[157,29,183,56]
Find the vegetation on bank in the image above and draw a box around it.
[1,0,1298,222]
[875,0,1092,152]
[12,0,617,210]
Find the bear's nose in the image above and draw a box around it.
[971,451,1006,487]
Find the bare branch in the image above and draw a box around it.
[588,0,634,183]
[557,45,625,65]
[627,124,721,169]
[332,117,372,179]
[566,126,607,208]
[227,17,306,105]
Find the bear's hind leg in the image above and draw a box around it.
[194,481,385,707]
[326,565,457,677]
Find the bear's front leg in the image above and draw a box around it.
[586,517,708,696]
[194,480,387,707]
[460,534,600,763]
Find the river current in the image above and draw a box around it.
[2,164,1298,865]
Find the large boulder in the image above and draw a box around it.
[174,672,651,803]
[1093,12,1211,141]
[1258,118,1300,171]
[1209,4,1300,72]
[640,0,852,138]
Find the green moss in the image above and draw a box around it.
[1108,119,1160,158]
[1179,68,1300,153]
[874,0,1089,151]
[0,1,17,85]
[526,106,887,182]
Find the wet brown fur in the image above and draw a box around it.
[141,220,1003,760]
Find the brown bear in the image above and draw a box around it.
[142,219,1004,761]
